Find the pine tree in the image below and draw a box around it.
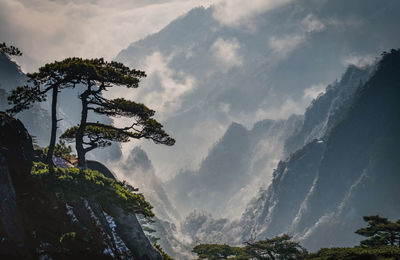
[7,58,82,170]
[57,58,174,167]
[356,215,400,247]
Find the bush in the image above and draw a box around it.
[307,246,400,260]
[31,162,154,217]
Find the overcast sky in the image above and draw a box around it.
[0,0,216,72]
[0,0,299,72]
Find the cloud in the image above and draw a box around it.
[267,13,326,60]
[108,51,196,122]
[211,0,293,28]
[141,52,196,119]
[301,14,325,33]
[232,83,327,125]
[303,84,326,101]
[0,0,213,72]
[211,37,242,71]
[343,54,376,68]
[268,34,305,58]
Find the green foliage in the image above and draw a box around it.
[245,234,307,260]
[7,85,47,114]
[153,243,175,260]
[61,124,131,148]
[356,216,400,247]
[93,97,155,119]
[307,246,400,260]
[31,162,154,217]
[60,232,77,244]
[192,235,307,260]
[44,140,74,160]
[42,57,175,164]
[192,243,245,259]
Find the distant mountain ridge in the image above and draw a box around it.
[115,0,400,191]
[166,116,300,218]
[179,50,400,252]
[244,50,400,250]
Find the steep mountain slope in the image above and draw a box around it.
[239,49,400,250]
[284,65,373,156]
[117,147,180,222]
[115,0,400,183]
[166,116,300,218]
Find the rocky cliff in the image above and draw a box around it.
[0,112,164,259]
[240,49,400,250]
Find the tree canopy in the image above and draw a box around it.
[355,215,400,248]
[55,58,174,167]
[7,57,175,168]
[192,235,306,260]
[7,58,87,169]
[244,234,307,260]
[192,244,244,259]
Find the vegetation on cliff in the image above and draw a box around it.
[31,162,154,218]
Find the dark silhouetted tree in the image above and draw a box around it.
[356,215,400,248]
[244,234,307,260]
[0,42,22,57]
[192,235,306,260]
[7,59,83,170]
[58,58,174,167]
[192,244,244,259]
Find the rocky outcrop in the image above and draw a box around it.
[87,160,117,180]
[0,112,165,259]
[110,206,163,260]
[239,50,400,250]
[0,112,33,255]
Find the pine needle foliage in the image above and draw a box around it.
[31,162,154,218]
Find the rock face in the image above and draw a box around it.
[110,206,163,260]
[0,112,163,259]
[239,50,400,250]
[87,160,117,180]
[167,117,300,218]
[179,50,400,253]
[0,112,33,254]
[284,65,373,156]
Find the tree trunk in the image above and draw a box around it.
[76,84,90,168]
[46,86,58,171]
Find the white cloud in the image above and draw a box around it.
[343,54,376,68]
[303,84,326,101]
[0,0,213,72]
[211,37,243,71]
[140,52,196,119]
[301,14,325,33]
[268,34,305,58]
[211,0,293,28]
[232,83,327,126]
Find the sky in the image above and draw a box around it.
[0,0,294,72]
[0,0,215,72]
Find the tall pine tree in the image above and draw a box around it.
[58,58,174,167]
